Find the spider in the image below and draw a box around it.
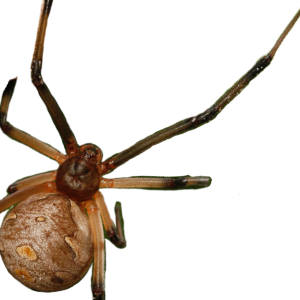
[0,0,300,299]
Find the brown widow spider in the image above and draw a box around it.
[0,0,300,299]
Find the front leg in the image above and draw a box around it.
[0,79,66,163]
[31,0,79,156]
[99,10,300,176]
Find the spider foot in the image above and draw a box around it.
[93,290,105,300]
[107,227,126,249]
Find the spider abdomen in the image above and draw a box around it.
[56,155,100,202]
[0,193,93,292]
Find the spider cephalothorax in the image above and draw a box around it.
[56,144,103,202]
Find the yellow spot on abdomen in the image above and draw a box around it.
[14,268,34,282]
[65,237,78,259]
[16,245,37,261]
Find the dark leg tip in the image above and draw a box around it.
[107,228,127,249]
[93,291,105,300]
[7,184,16,194]
[93,295,104,300]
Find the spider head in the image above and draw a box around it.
[79,143,103,164]
[56,144,102,202]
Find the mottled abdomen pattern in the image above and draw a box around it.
[0,193,93,292]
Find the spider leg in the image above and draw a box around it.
[100,175,211,190]
[85,200,106,300]
[94,191,126,249]
[99,10,300,176]
[0,78,66,163]
[31,0,79,157]
[114,201,126,243]
[0,181,56,214]
[7,170,57,193]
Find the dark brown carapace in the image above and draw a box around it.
[56,144,102,202]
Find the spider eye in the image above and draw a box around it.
[86,148,97,156]
[79,143,103,163]
[85,148,97,157]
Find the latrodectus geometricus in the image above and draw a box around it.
[0,0,300,299]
